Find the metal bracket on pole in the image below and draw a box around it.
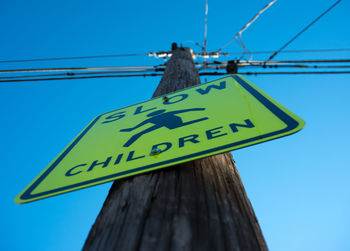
[226,60,239,74]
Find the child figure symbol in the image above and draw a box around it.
[119,108,208,147]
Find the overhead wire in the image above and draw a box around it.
[224,48,350,55]
[0,69,165,80]
[0,53,149,64]
[2,59,349,80]
[203,64,350,70]
[135,48,350,59]
[266,0,342,61]
[234,0,277,60]
[199,71,350,75]
[2,63,349,80]
[2,47,347,65]
[0,65,165,74]
[203,59,350,65]
[0,1,345,84]
[203,0,209,53]
[236,34,252,60]
[200,0,210,82]
[241,71,350,75]
[2,70,350,83]
[258,59,350,64]
[216,0,277,53]
[250,64,350,69]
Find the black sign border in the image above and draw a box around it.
[18,75,302,202]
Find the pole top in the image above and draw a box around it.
[171,42,178,51]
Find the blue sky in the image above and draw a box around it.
[1,0,350,250]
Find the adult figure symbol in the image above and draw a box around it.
[120,108,208,147]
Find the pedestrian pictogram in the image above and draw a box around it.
[15,75,305,204]
[120,108,208,147]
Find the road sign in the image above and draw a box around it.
[15,75,305,203]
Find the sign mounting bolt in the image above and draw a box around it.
[150,148,162,156]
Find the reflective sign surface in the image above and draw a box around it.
[15,75,305,203]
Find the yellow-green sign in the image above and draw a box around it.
[15,75,305,203]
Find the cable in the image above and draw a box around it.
[0,65,165,73]
[250,64,350,69]
[266,0,342,61]
[199,71,350,75]
[0,69,165,80]
[242,71,350,75]
[217,0,277,53]
[2,47,347,65]
[150,48,350,59]
[203,64,350,70]
[203,0,209,53]
[0,53,148,64]
[258,59,350,64]
[256,65,350,69]
[235,34,252,60]
[203,59,350,65]
[224,48,350,55]
[2,63,349,80]
[2,69,349,83]
[201,0,210,74]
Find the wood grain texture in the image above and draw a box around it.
[83,47,268,251]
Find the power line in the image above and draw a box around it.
[2,70,350,83]
[204,64,350,70]
[224,48,350,55]
[259,59,350,64]
[203,0,209,53]
[199,71,350,75]
[0,65,164,73]
[2,63,349,80]
[267,0,342,61]
[204,59,350,65]
[2,47,347,65]
[249,65,350,69]
[2,59,348,76]
[217,0,277,53]
[0,69,165,80]
[242,71,350,75]
[0,53,148,64]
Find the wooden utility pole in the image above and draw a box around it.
[83,46,268,251]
